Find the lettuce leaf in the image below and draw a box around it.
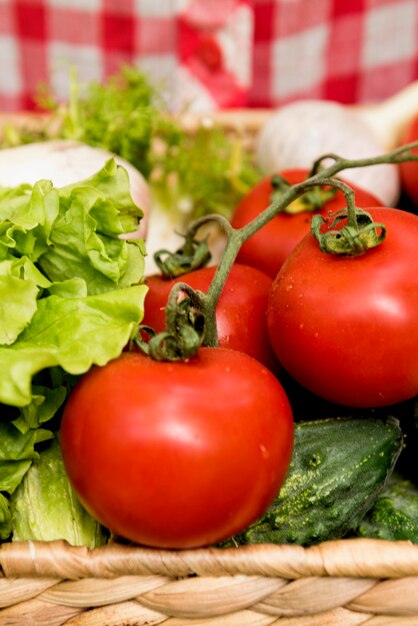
[0,494,12,540]
[37,161,145,291]
[0,422,53,494]
[0,284,146,407]
[10,436,107,547]
[0,259,40,344]
[0,158,147,540]
[12,384,68,433]
[0,159,145,292]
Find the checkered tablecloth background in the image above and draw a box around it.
[1,0,418,112]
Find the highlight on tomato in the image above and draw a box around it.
[60,348,294,549]
[230,169,383,278]
[267,206,418,408]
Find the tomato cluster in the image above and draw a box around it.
[60,160,418,550]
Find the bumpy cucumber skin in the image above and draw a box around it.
[236,417,403,547]
[356,477,418,542]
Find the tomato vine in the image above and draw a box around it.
[136,140,418,360]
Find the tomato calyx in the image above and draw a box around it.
[308,175,387,257]
[312,208,386,256]
[154,230,211,278]
[270,174,338,215]
[134,282,206,361]
[135,214,237,361]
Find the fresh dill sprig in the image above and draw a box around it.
[0,65,261,220]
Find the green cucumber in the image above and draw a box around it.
[233,416,403,547]
[355,475,418,542]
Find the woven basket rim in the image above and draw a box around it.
[1,537,417,580]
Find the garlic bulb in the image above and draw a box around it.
[0,140,150,238]
[256,100,400,206]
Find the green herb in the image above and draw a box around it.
[52,65,177,179]
[0,66,261,222]
[150,122,260,221]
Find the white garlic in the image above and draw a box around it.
[256,100,400,206]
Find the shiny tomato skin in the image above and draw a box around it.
[60,348,294,549]
[267,207,418,408]
[231,169,383,278]
[399,114,418,206]
[142,263,279,372]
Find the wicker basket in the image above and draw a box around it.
[1,539,418,624]
[1,109,418,626]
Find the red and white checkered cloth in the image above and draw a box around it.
[1,0,418,112]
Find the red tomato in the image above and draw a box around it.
[399,114,418,206]
[60,348,294,549]
[231,169,383,278]
[267,207,418,408]
[142,263,280,372]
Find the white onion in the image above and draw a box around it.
[256,100,400,206]
[0,140,150,238]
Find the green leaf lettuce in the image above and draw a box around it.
[11,436,107,547]
[0,158,148,541]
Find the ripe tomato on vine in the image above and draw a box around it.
[267,207,418,408]
[60,349,294,548]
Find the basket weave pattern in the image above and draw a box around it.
[1,539,418,625]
